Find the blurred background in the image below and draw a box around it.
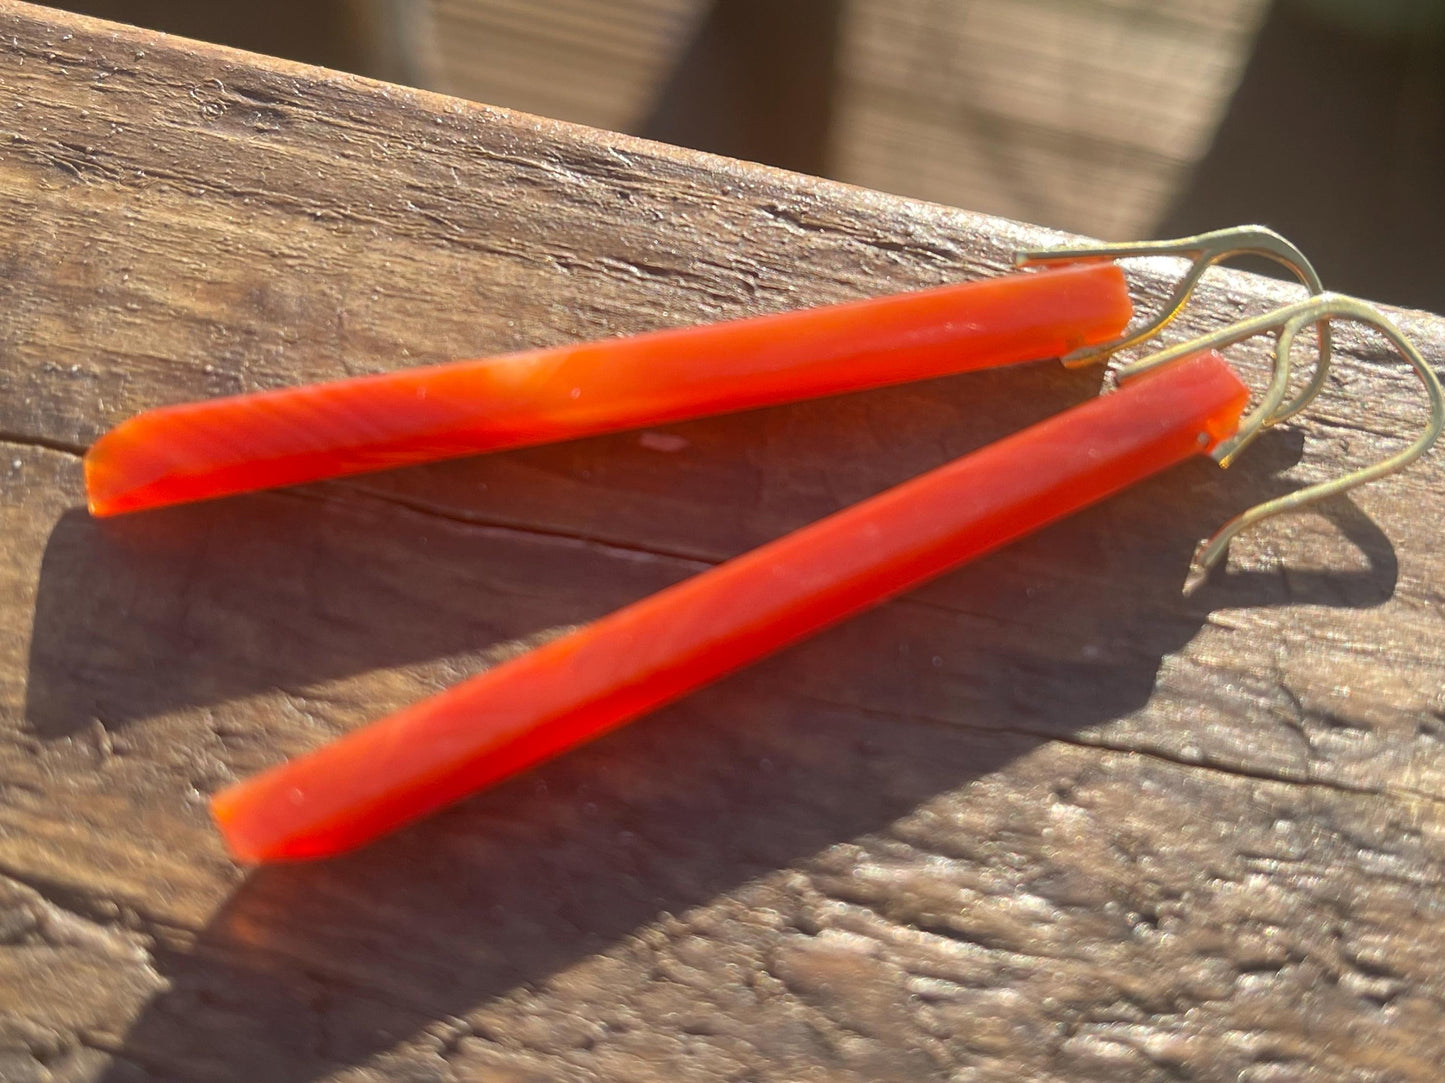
[42,0,1445,309]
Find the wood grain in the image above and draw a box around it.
[1,2,1444,1080]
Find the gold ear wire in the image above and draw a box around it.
[1014,226,1331,422]
[1114,293,1444,593]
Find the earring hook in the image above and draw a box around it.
[1014,226,1331,422]
[1116,292,1443,592]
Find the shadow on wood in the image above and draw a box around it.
[28,358,1112,741]
[17,397,1399,1079]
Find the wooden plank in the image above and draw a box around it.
[1,2,1444,1081]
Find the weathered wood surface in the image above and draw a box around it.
[1,3,1444,1080]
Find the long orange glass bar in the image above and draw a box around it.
[211,351,1249,863]
[85,263,1130,516]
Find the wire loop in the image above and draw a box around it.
[1016,225,1331,423]
[1116,293,1443,591]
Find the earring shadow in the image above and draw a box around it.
[29,374,1396,1082]
[26,359,1108,741]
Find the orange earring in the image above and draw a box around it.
[84,227,1322,517]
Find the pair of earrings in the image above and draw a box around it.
[83,226,1443,863]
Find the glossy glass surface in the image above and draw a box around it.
[86,264,1131,516]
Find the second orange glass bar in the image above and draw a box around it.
[84,262,1130,516]
[211,351,1249,863]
